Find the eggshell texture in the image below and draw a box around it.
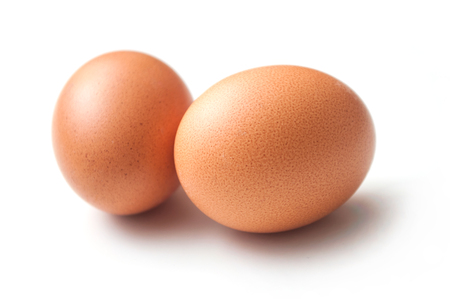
[53,51,192,215]
[174,65,375,233]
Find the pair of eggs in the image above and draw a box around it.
[52,51,375,233]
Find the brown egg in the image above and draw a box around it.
[174,65,375,233]
[52,51,192,215]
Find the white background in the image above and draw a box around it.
[1,1,449,298]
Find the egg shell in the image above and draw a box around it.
[174,65,375,233]
[52,51,192,215]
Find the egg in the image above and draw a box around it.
[174,65,375,233]
[52,51,192,215]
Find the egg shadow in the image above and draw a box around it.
[224,187,397,258]
[107,186,222,239]
[107,183,398,258]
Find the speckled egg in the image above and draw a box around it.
[174,65,375,233]
[52,51,192,215]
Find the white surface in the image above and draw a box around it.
[1,1,449,298]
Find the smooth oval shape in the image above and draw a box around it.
[53,51,192,215]
[174,65,375,233]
